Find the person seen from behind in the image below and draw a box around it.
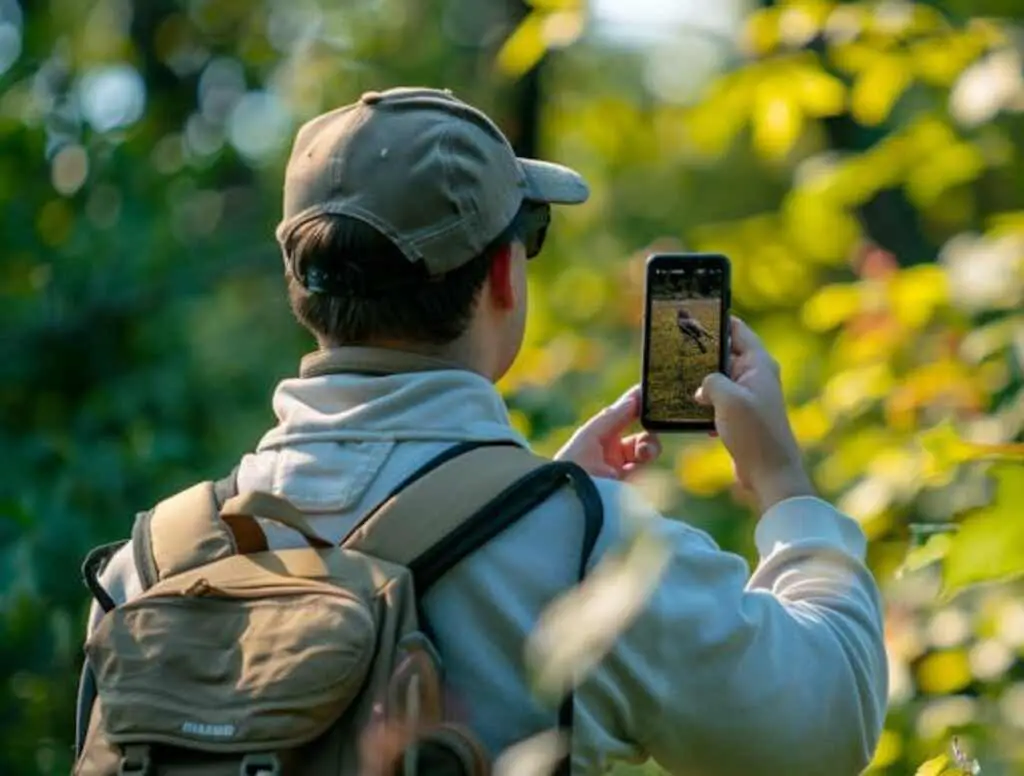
[85,87,888,776]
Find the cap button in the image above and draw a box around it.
[360,91,384,105]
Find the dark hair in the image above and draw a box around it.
[284,208,527,346]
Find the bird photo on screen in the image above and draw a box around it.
[676,307,712,354]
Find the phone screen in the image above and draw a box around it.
[640,253,731,432]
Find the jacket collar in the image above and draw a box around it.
[299,347,472,379]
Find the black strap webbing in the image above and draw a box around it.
[81,540,128,614]
[410,459,602,595]
[402,456,603,776]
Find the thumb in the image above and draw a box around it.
[694,372,739,407]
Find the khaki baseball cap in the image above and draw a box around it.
[275,87,589,275]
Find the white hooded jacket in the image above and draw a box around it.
[87,347,888,775]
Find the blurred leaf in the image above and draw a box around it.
[496,12,547,78]
[942,464,1024,599]
[895,532,955,579]
[917,420,1024,486]
[794,67,846,118]
[907,141,987,209]
[916,754,953,776]
[743,8,779,57]
[752,82,803,159]
[888,264,949,329]
[851,54,913,126]
[917,649,973,694]
[802,282,863,331]
[870,728,903,770]
[526,528,671,703]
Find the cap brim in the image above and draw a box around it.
[520,158,589,205]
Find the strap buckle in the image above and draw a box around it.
[118,744,153,776]
[240,753,282,776]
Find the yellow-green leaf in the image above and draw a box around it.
[752,84,803,160]
[942,464,1024,600]
[915,753,953,776]
[851,55,913,126]
[917,419,1024,485]
[496,12,548,78]
[801,283,863,331]
[895,532,955,579]
[795,67,847,117]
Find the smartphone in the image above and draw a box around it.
[640,253,731,432]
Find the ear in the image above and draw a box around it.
[486,243,517,311]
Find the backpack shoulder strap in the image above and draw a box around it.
[131,467,242,590]
[342,444,605,596]
[344,443,604,773]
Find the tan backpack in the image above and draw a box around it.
[74,442,603,776]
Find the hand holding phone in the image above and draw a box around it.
[640,253,731,432]
[694,317,815,512]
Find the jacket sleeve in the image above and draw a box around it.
[577,491,888,776]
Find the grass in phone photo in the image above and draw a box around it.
[645,275,721,425]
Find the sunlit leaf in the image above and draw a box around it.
[850,54,913,126]
[895,532,955,580]
[916,753,953,776]
[783,192,860,264]
[794,66,846,117]
[830,40,878,74]
[838,475,895,522]
[752,83,803,160]
[887,361,985,430]
[887,264,949,329]
[917,420,1024,486]
[526,0,583,10]
[907,141,986,209]
[917,649,973,694]
[496,11,547,78]
[870,729,904,770]
[942,464,1024,600]
[742,8,779,57]
[821,363,894,416]
[525,529,671,703]
[788,401,831,446]
[801,282,863,331]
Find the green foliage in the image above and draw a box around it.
[2,0,1023,774]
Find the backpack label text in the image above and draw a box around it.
[181,721,236,738]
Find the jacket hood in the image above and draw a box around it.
[237,347,527,513]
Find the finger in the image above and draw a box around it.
[580,385,640,438]
[729,316,763,357]
[620,431,661,464]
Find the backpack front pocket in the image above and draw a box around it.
[87,579,377,752]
